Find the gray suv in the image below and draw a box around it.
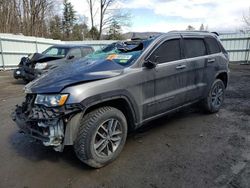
[12,31,229,168]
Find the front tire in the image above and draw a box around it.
[74,106,127,168]
[203,79,225,113]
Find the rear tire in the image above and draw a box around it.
[203,79,225,113]
[74,106,127,168]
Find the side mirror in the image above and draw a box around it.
[144,55,158,69]
[67,55,74,60]
[144,60,156,69]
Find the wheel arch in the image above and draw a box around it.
[64,91,139,146]
[216,71,228,88]
[83,97,138,132]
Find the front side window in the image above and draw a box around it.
[184,38,207,58]
[82,48,94,57]
[42,47,68,57]
[68,48,82,58]
[150,39,181,64]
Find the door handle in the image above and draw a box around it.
[207,58,215,63]
[176,65,186,70]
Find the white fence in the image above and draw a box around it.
[0,33,115,70]
[1,33,250,70]
[220,33,250,64]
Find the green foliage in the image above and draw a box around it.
[72,23,88,40]
[87,27,99,40]
[49,15,62,40]
[106,20,123,40]
[62,0,76,40]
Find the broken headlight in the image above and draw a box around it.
[35,63,47,70]
[35,94,69,107]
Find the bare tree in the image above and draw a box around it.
[98,0,115,39]
[86,0,99,39]
[85,0,130,39]
[0,0,56,37]
[243,7,250,29]
[86,0,95,30]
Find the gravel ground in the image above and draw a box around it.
[0,64,249,188]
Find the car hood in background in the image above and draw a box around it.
[29,53,63,63]
[24,58,125,93]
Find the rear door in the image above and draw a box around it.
[182,36,208,102]
[204,37,224,91]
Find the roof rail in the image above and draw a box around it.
[168,30,210,33]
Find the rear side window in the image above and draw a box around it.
[151,39,181,63]
[205,37,221,54]
[184,38,206,58]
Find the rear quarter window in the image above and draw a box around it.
[184,38,207,58]
[205,37,221,54]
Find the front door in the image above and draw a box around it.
[146,37,190,117]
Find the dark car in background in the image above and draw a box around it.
[13,44,94,82]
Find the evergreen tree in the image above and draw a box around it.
[72,23,88,40]
[49,15,62,40]
[186,25,195,31]
[62,0,76,40]
[87,26,99,40]
[107,20,123,40]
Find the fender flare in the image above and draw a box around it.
[64,90,140,145]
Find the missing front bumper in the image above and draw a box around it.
[13,108,65,151]
[12,95,82,152]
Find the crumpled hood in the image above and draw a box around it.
[28,53,63,64]
[25,58,124,93]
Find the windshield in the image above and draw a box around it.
[42,47,69,57]
[85,39,153,66]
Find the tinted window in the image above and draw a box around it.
[43,47,68,57]
[82,47,93,57]
[205,37,221,54]
[68,48,82,58]
[184,39,206,58]
[151,39,181,63]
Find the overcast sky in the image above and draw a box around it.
[70,0,250,33]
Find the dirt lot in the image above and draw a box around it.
[0,65,249,188]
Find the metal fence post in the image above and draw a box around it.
[0,37,5,70]
[35,39,38,52]
[246,37,250,64]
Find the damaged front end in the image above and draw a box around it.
[12,94,82,152]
